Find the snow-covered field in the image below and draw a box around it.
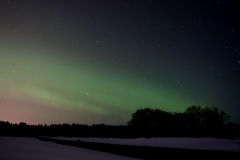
[1,136,239,160]
[51,137,240,152]
[0,136,141,160]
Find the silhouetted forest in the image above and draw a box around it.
[1,105,240,138]
[127,106,239,138]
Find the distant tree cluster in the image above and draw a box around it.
[0,105,239,138]
[127,105,238,138]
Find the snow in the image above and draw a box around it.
[0,137,141,160]
[51,137,240,152]
[1,136,239,160]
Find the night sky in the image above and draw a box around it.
[0,0,240,125]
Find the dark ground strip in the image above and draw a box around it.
[36,137,240,160]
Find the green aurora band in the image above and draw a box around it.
[0,47,204,124]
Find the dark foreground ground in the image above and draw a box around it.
[37,137,240,160]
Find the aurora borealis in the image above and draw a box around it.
[0,0,240,125]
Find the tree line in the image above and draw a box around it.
[127,105,239,138]
[0,121,130,138]
[0,105,239,138]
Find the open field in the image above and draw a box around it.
[40,137,240,159]
[50,136,240,152]
[0,136,141,160]
[1,136,240,159]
